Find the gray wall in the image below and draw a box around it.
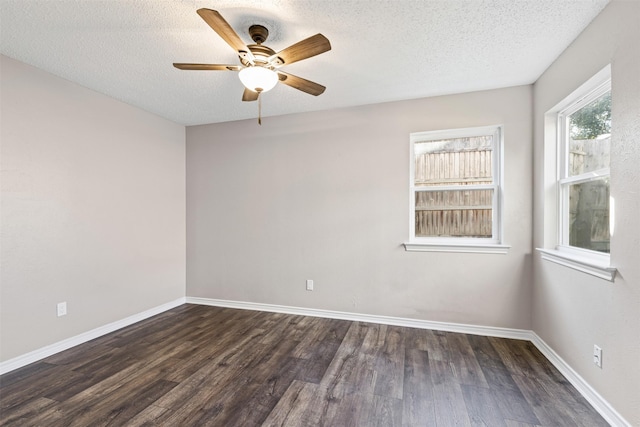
[186,85,533,329]
[0,55,186,361]
[532,1,640,424]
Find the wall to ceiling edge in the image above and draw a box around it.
[186,84,534,330]
[532,1,640,425]
[0,55,187,362]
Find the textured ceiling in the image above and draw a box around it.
[1,0,609,125]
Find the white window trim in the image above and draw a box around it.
[404,125,509,254]
[557,80,611,250]
[537,64,616,281]
[536,247,616,282]
[405,242,511,254]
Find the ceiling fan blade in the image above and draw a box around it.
[269,34,331,67]
[277,71,326,96]
[173,63,241,71]
[242,88,259,102]
[196,8,255,64]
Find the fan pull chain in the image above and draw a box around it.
[254,88,264,125]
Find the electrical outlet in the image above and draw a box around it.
[57,301,67,317]
[306,279,314,291]
[593,345,602,368]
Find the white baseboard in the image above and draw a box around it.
[187,297,629,427]
[186,297,532,340]
[530,333,630,427]
[0,297,186,375]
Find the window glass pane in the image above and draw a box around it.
[414,136,493,187]
[568,177,610,253]
[568,91,611,176]
[415,189,493,237]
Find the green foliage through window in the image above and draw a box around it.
[569,92,611,139]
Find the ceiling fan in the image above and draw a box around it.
[174,8,331,122]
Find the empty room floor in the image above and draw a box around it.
[0,304,608,426]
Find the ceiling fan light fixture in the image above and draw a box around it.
[238,66,278,93]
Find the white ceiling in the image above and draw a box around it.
[1,0,609,126]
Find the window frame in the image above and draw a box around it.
[536,64,616,281]
[557,80,611,256]
[404,125,509,254]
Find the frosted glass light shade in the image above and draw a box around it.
[238,67,278,93]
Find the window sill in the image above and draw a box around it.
[536,248,616,282]
[403,242,510,254]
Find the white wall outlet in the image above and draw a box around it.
[57,301,67,317]
[593,345,602,368]
[306,279,314,291]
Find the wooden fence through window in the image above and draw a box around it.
[415,147,493,238]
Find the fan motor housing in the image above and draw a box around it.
[240,44,277,67]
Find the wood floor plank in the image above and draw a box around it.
[369,393,403,427]
[26,374,178,427]
[319,322,378,398]
[0,364,73,409]
[521,374,609,427]
[373,325,405,399]
[0,396,57,425]
[325,390,375,427]
[40,369,98,403]
[482,366,541,425]
[468,333,509,371]
[403,327,430,352]
[0,361,56,390]
[162,329,265,382]
[71,347,136,377]
[473,336,540,425]
[124,403,173,427]
[461,384,507,426]
[513,340,567,383]
[489,337,540,379]
[291,317,330,359]
[505,420,542,427]
[429,359,473,427]
[201,342,310,425]
[24,338,197,425]
[562,398,612,427]
[214,357,302,426]
[88,379,178,427]
[402,349,435,426]
[446,333,489,388]
[291,318,350,384]
[0,305,609,426]
[152,345,264,414]
[262,380,338,427]
[512,373,579,427]
[423,329,450,361]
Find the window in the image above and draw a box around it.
[404,125,508,253]
[558,83,611,254]
[537,65,616,281]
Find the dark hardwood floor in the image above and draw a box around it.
[0,304,608,426]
